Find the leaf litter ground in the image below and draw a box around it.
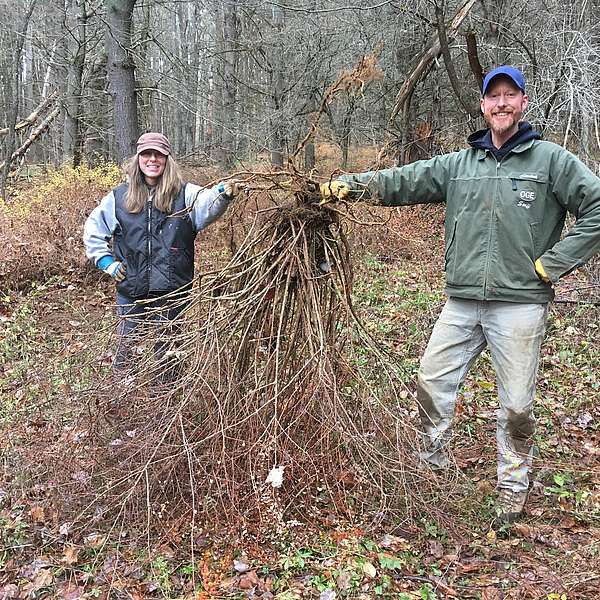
[1,201,599,599]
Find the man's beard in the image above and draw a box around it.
[485,111,520,136]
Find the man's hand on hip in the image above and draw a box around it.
[535,259,551,284]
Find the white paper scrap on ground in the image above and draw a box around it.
[265,465,285,488]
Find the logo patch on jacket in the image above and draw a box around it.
[519,190,536,202]
[515,180,537,209]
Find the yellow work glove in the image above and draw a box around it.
[319,180,350,202]
[535,259,551,283]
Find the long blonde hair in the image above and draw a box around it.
[124,154,183,213]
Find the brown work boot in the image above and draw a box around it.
[495,487,529,524]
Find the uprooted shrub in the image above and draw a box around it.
[39,168,464,551]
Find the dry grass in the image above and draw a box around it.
[0,163,121,289]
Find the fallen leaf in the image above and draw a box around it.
[238,570,259,590]
[62,546,79,566]
[511,523,535,538]
[84,532,106,547]
[218,576,238,590]
[20,557,52,579]
[576,412,593,429]
[233,559,249,573]
[336,571,352,590]
[30,505,45,523]
[0,584,19,598]
[71,470,89,483]
[156,544,175,559]
[431,577,458,597]
[481,587,502,600]
[362,561,377,578]
[428,539,444,559]
[23,568,53,594]
[379,533,411,551]
[59,522,72,536]
[457,559,487,574]
[57,582,85,599]
[66,341,86,353]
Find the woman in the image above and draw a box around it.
[83,132,238,373]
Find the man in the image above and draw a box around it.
[320,66,600,523]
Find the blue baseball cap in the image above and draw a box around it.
[482,66,525,96]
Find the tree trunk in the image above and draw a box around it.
[435,0,480,121]
[389,0,478,125]
[1,0,38,200]
[63,0,88,165]
[302,0,317,171]
[217,0,238,168]
[303,89,316,171]
[340,96,356,170]
[270,3,285,169]
[105,0,139,162]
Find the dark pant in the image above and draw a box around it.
[114,291,189,380]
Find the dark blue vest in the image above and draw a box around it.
[113,183,196,299]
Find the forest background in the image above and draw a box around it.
[2,0,600,177]
[1,1,600,599]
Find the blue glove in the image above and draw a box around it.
[218,182,240,198]
[97,255,126,282]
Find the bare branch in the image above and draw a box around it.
[389,0,478,125]
[264,0,395,14]
[0,106,60,172]
[0,90,59,138]
[435,1,480,120]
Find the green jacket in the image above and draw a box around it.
[340,136,600,303]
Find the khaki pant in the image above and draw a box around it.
[417,298,548,493]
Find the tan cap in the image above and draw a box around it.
[136,132,171,156]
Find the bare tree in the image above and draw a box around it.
[388,0,477,164]
[0,0,599,174]
[215,0,239,168]
[63,0,89,165]
[1,0,38,199]
[269,2,285,169]
[105,0,138,161]
[435,0,480,121]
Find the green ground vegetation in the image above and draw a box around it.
[0,168,599,599]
